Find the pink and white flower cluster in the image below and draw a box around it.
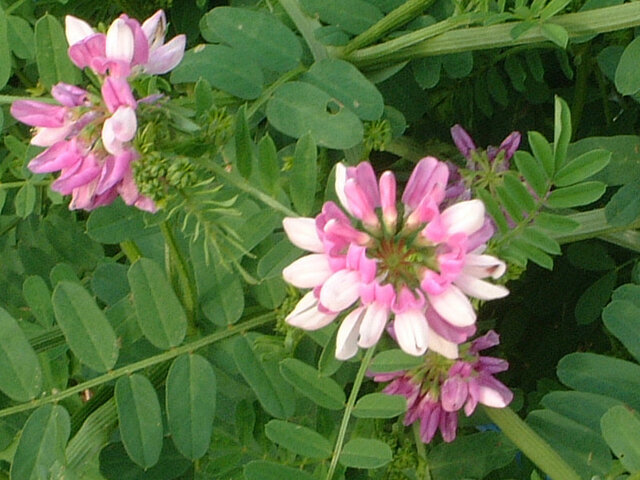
[10,10,185,211]
[372,330,513,443]
[282,158,509,361]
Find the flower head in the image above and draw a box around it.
[372,330,513,443]
[282,158,508,359]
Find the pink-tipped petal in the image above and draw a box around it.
[145,35,186,74]
[286,291,337,330]
[440,199,485,236]
[454,274,509,300]
[11,101,67,127]
[357,302,388,348]
[428,285,476,328]
[106,18,135,63]
[102,106,137,155]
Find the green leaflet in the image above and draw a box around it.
[339,438,393,468]
[115,374,163,469]
[265,420,332,458]
[128,258,187,350]
[34,14,80,88]
[52,281,119,372]
[0,307,42,401]
[11,405,70,480]
[166,354,217,460]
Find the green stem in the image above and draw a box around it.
[279,0,327,61]
[0,313,275,419]
[6,0,29,14]
[482,406,581,480]
[552,208,640,244]
[247,64,306,119]
[325,347,376,480]
[207,161,298,217]
[347,2,640,68]
[119,240,143,262]
[343,15,474,68]
[160,220,197,328]
[570,43,591,137]
[0,95,57,105]
[342,0,437,55]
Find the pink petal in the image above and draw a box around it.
[11,101,67,127]
[102,106,137,155]
[463,254,506,279]
[28,141,80,173]
[101,76,136,113]
[68,34,106,70]
[31,125,72,147]
[97,151,134,194]
[144,35,186,74]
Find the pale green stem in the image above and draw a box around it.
[0,181,50,189]
[482,406,581,480]
[160,220,197,327]
[119,240,142,262]
[207,162,298,217]
[326,347,376,480]
[552,209,640,244]
[0,313,275,419]
[347,2,640,67]
[279,0,327,61]
[6,0,29,14]
[0,95,57,105]
[247,64,306,119]
[342,0,438,55]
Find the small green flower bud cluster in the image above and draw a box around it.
[202,108,234,148]
[363,119,393,153]
[133,153,198,204]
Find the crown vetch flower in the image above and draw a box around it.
[282,158,508,359]
[65,10,185,77]
[372,330,513,443]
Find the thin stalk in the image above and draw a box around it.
[160,220,197,327]
[0,313,275,419]
[207,162,298,217]
[6,0,29,14]
[247,64,306,119]
[0,95,57,105]
[279,0,327,61]
[348,2,640,68]
[482,406,581,480]
[552,208,640,244]
[342,0,438,55]
[326,347,376,480]
[119,240,142,262]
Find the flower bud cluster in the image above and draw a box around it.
[10,10,186,212]
[372,330,513,443]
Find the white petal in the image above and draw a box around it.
[463,254,506,279]
[454,274,509,301]
[286,292,336,330]
[394,310,429,356]
[334,163,352,215]
[477,386,509,408]
[428,285,476,327]
[65,16,95,45]
[283,217,323,252]
[427,327,459,359]
[336,308,364,360]
[320,270,361,312]
[102,107,137,155]
[357,303,388,348]
[106,18,134,62]
[282,254,332,288]
[141,10,166,48]
[31,125,71,147]
[441,199,485,236]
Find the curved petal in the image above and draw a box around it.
[394,310,429,356]
[65,15,95,45]
[144,35,186,74]
[106,18,134,63]
[286,291,337,330]
[463,254,506,279]
[357,303,388,348]
[426,326,459,359]
[282,217,323,252]
[454,273,509,300]
[336,308,364,360]
[319,269,361,312]
[428,285,476,327]
[440,199,485,236]
[282,254,332,288]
